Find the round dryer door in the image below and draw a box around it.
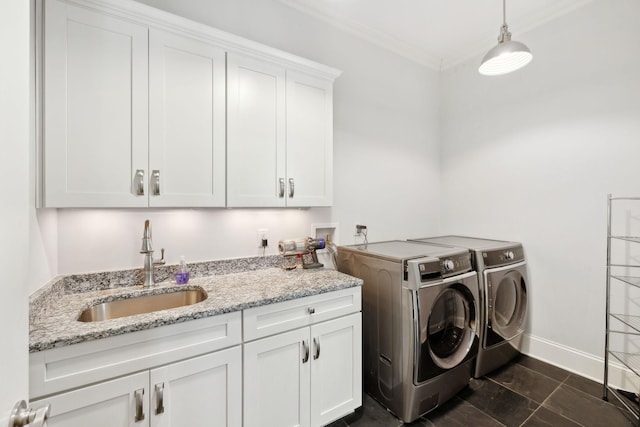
[485,263,528,343]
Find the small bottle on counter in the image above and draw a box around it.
[174,256,190,285]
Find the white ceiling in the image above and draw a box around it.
[276,0,593,70]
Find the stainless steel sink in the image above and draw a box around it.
[77,288,207,322]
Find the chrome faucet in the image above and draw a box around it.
[140,219,165,287]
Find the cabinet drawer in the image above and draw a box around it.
[30,312,241,399]
[243,287,361,342]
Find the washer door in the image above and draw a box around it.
[416,282,478,383]
[485,263,527,344]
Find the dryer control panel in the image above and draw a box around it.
[482,245,525,267]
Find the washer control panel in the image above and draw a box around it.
[439,252,472,277]
[408,253,473,283]
[442,259,455,272]
[405,251,473,289]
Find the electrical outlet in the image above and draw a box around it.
[257,228,269,248]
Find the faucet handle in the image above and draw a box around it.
[154,248,166,266]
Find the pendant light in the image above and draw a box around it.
[479,0,532,76]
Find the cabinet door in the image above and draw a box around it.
[244,328,310,427]
[148,29,226,207]
[285,71,334,207]
[310,314,362,427]
[227,54,286,207]
[150,347,241,427]
[44,0,148,207]
[30,372,148,427]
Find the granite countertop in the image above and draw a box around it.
[30,256,362,353]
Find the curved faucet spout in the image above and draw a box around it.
[141,219,153,253]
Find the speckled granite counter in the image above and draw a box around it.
[30,255,362,353]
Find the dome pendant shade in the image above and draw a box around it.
[479,1,532,76]
[479,39,532,76]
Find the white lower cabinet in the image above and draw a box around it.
[149,347,242,426]
[29,288,361,427]
[243,288,362,427]
[244,327,310,427]
[31,372,149,427]
[310,314,362,427]
[32,347,241,427]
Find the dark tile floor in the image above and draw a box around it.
[329,355,638,427]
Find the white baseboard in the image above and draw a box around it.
[520,333,639,391]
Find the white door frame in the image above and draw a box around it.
[0,0,31,423]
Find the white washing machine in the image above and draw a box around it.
[337,241,479,422]
[409,236,528,378]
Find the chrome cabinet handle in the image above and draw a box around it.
[155,383,165,415]
[152,170,160,196]
[288,178,295,198]
[134,388,145,422]
[278,178,285,198]
[9,400,50,427]
[313,337,320,360]
[134,169,145,196]
[302,340,309,363]
[32,405,50,427]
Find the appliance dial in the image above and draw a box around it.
[504,251,514,260]
[443,259,455,272]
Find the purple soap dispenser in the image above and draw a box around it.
[174,256,190,285]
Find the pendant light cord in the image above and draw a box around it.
[503,0,506,26]
[498,0,510,43]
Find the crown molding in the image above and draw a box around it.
[277,0,594,71]
[277,0,442,70]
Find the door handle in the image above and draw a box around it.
[302,340,309,363]
[278,178,285,198]
[155,382,165,415]
[9,400,50,427]
[134,169,145,196]
[152,170,160,196]
[313,337,320,360]
[288,178,295,198]
[134,388,145,422]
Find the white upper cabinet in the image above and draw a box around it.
[285,71,334,207]
[40,0,340,208]
[227,53,335,207]
[148,29,226,207]
[43,0,149,207]
[227,55,286,207]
